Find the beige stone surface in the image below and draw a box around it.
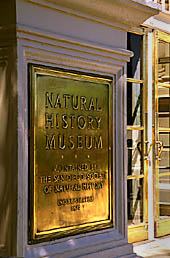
[134,236,170,257]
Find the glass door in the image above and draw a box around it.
[155,32,170,237]
[127,33,148,243]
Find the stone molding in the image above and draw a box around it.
[17,25,133,74]
[17,38,134,257]
[144,12,170,34]
[26,0,160,30]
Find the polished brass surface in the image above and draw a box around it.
[154,31,170,237]
[127,126,144,131]
[29,65,113,242]
[127,78,144,84]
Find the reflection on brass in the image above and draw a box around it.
[155,31,170,237]
[29,65,113,242]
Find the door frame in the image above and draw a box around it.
[154,30,170,237]
[127,31,149,243]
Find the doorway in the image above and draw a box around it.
[127,31,170,242]
[127,32,148,242]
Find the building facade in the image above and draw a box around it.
[0,0,169,257]
[127,0,170,244]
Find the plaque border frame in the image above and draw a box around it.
[28,64,114,244]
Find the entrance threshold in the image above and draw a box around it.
[133,236,170,257]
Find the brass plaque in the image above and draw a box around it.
[29,65,113,242]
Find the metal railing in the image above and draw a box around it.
[153,0,170,12]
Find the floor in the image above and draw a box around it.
[133,236,170,257]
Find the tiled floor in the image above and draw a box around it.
[133,236,170,257]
